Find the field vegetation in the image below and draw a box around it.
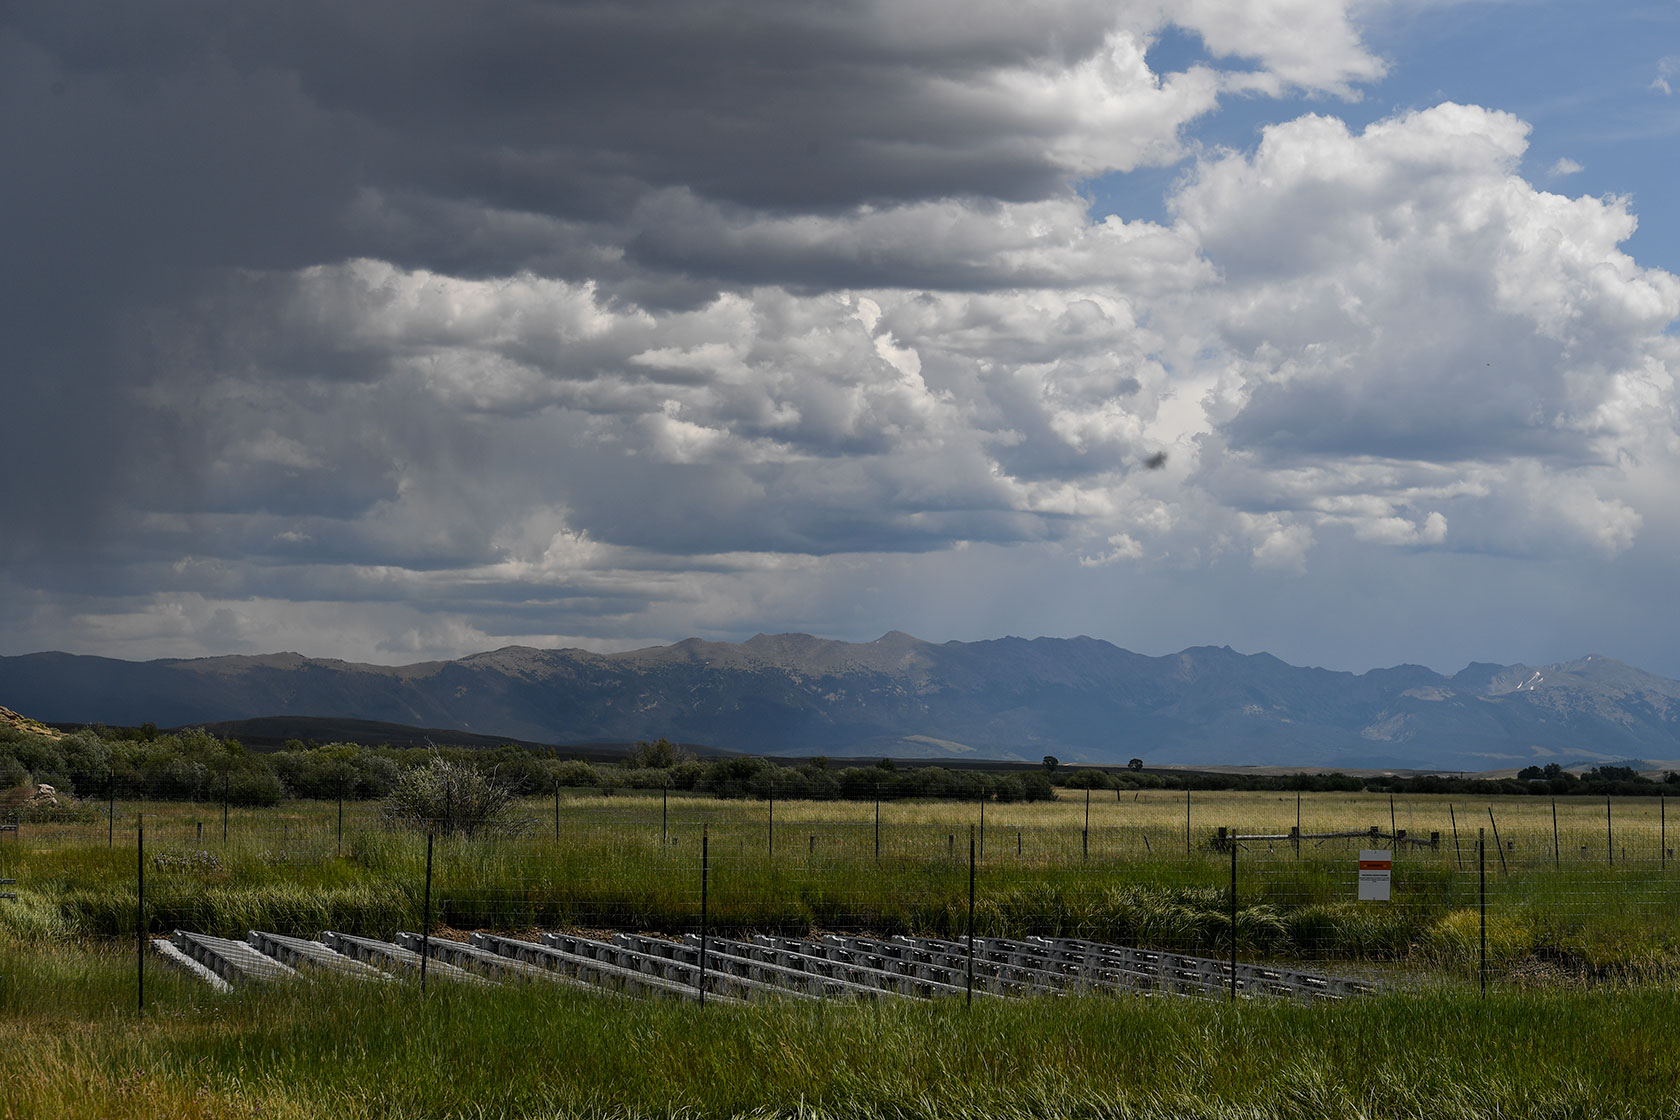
[5,774,1680,1117]
[5,718,1677,819]
[3,787,1679,983]
[4,935,1680,1119]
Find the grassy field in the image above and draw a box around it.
[5,791,1680,1118]
[4,789,1679,982]
[14,785,1676,860]
[4,937,1680,1119]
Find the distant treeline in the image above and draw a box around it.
[4,720,1674,809]
[0,727,1057,807]
[1051,761,1680,798]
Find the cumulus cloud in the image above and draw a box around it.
[3,0,1678,670]
[1171,104,1678,559]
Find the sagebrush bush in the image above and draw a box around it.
[383,755,516,837]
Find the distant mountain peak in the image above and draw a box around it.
[3,638,1677,770]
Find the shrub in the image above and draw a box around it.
[384,756,516,837]
[227,768,285,807]
[552,759,602,788]
[1017,773,1057,801]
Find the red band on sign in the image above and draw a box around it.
[1358,860,1391,870]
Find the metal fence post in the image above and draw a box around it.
[662,783,668,847]
[966,825,975,1007]
[1228,829,1237,1002]
[699,827,709,1007]
[1551,799,1559,869]
[420,831,433,994]
[137,812,145,1017]
[1449,804,1462,870]
[336,794,343,858]
[1487,808,1508,875]
[1185,789,1191,854]
[108,776,115,849]
[1478,828,1487,996]
[222,773,230,843]
[1606,798,1613,866]
[874,796,880,862]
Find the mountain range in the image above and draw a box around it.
[3,634,1679,770]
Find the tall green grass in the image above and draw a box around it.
[3,939,1679,1119]
[5,793,1680,980]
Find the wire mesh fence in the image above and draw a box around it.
[7,782,1680,1005]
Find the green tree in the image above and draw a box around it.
[630,738,680,769]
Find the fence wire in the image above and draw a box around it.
[5,783,1680,997]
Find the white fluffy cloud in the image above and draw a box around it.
[133,96,1677,650]
[5,0,1679,670]
[1171,104,1678,563]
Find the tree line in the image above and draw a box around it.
[4,719,1672,813]
[1047,760,1680,797]
[0,726,1057,809]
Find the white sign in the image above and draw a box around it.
[1358,849,1392,902]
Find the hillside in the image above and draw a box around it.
[3,637,1678,770]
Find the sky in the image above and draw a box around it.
[4,0,1680,677]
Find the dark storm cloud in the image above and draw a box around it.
[0,0,1180,575]
[11,0,1675,674]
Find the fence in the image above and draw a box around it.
[5,785,1680,1010]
